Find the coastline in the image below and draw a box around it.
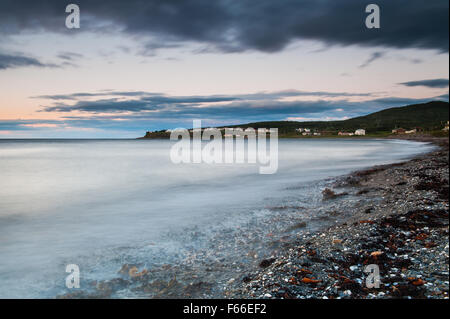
[55,136,449,299]
[225,136,449,299]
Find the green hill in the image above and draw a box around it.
[227,101,449,134]
[141,101,449,138]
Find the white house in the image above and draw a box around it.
[355,129,366,136]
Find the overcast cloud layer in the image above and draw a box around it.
[1,0,448,54]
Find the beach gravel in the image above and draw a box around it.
[227,136,449,299]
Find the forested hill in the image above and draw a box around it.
[227,101,449,134]
[141,101,449,138]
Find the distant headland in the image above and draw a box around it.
[139,101,449,139]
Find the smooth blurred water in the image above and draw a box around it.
[0,138,434,298]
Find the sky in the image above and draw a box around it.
[0,0,448,138]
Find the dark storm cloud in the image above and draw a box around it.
[40,95,444,122]
[0,0,448,53]
[37,90,374,113]
[36,90,372,101]
[41,99,161,113]
[399,78,449,88]
[0,52,58,70]
[35,90,448,123]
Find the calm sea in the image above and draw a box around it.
[0,138,434,298]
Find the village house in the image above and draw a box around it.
[354,129,366,136]
[297,128,312,135]
[338,131,354,136]
[443,121,449,131]
[405,128,417,134]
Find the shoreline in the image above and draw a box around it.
[56,136,448,299]
[225,136,449,299]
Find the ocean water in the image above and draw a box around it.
[0,138,434,298]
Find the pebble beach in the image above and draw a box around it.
[226,136,449,299]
